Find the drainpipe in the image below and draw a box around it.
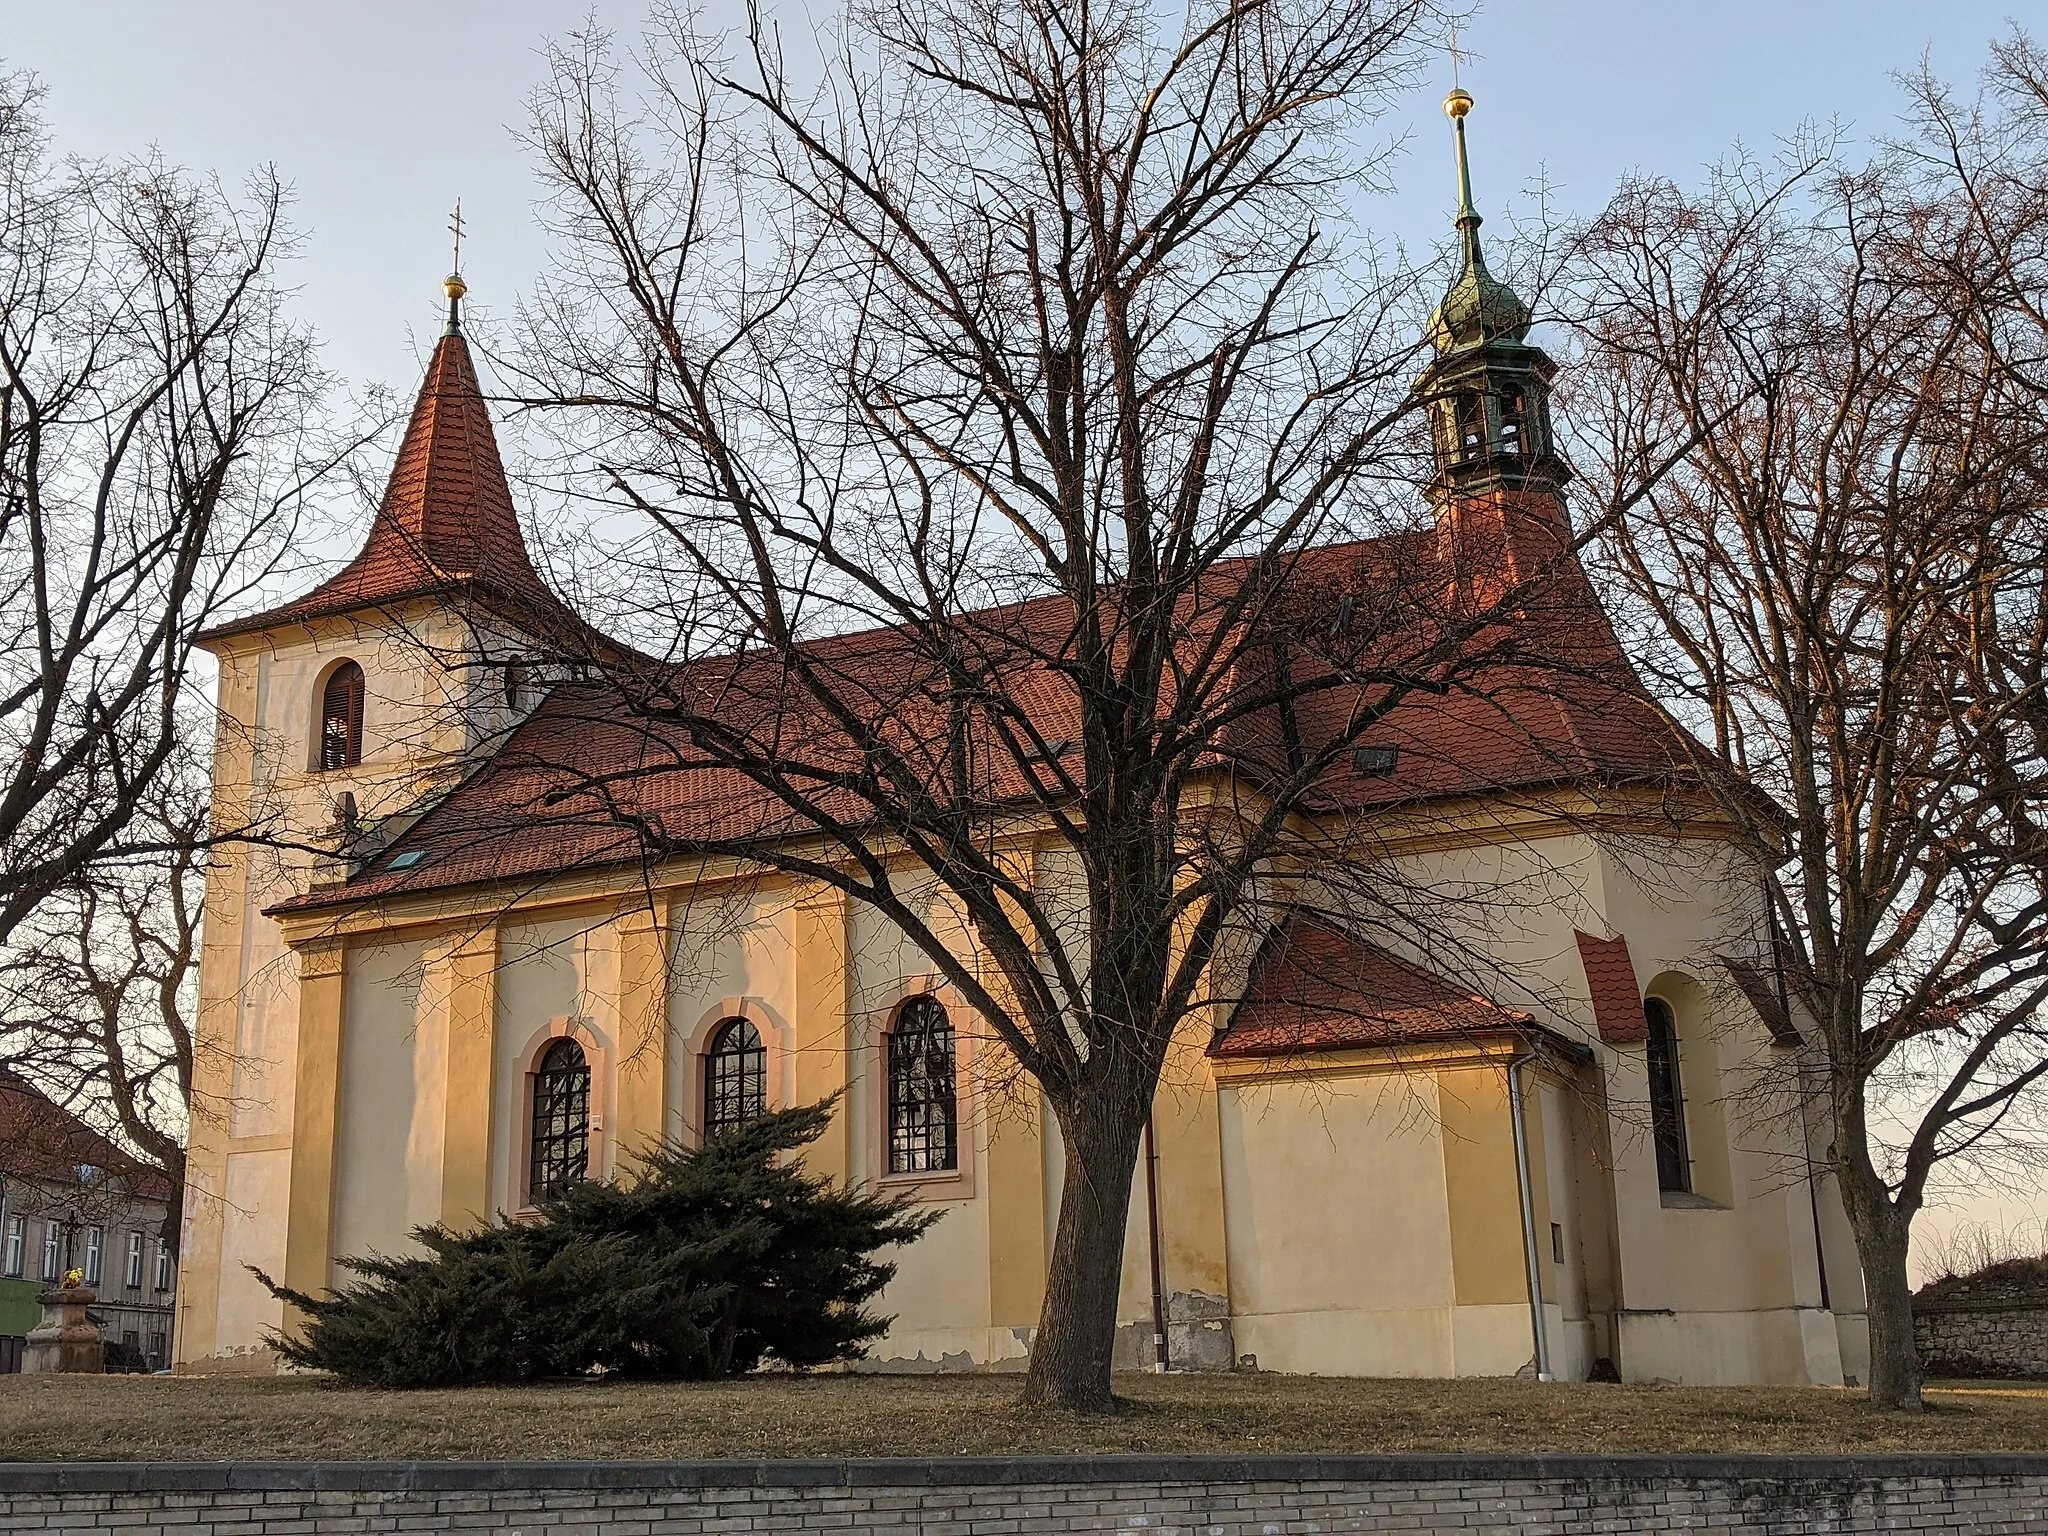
[1143,1115,1170,1372]
[1507,1053,1553,1381]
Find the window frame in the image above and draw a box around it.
[124,1229,145,1289]
[1644,996,1692,1194]
[702,1018,768,1141]
[154,1240,173,1291]
[885,995,959,1176]
[2,1215,22,1278]
[41,1222,61,1282]
[316,659,366,772]
[83,1225,102,1287]
[527,1036,593,1204]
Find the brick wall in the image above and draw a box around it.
[1917,1302,2048,1378]
[2,1455,2046,1533]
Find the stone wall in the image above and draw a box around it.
[1916,1301,2048,1378]
[1,1454,2046,1534]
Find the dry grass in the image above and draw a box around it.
[1,1372,2043,1461]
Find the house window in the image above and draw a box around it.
[147,1331,167,1367]
[319,661,365,770]
[887,996,958,1174]
[1645,998,1691,1193]
[83,1226,102,1287]
[154,1241,173,1291]
[703,1019,767,1140]
[41,1223,61,1282]
[3,1216,22,1278]
[124,1231,145,1288]
[528,1038,592,1202]
[504,664,527,712]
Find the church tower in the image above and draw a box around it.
[176,264,571,1368]
[1417,88,1573,603]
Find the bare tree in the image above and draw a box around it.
[1,765,204,1257]
[0,66,343,944]
[1565,47,2048,1410]
[471,0,1669,1411]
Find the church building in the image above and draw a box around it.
[174,96,1869,1386]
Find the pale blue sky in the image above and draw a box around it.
[0,1,2022,396]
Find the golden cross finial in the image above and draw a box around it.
[448,199,465,276]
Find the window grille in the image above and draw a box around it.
[887,996,958,1174]
[125,1230,144,1288]
[84,1226,102,1287]
[319,661,365,770]
[3,1216,22,1278]
[703,1019,767,1139]
[1645,998,1691,1193]
[528,1037,592,1201]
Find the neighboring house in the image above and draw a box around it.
[173,107,1867,1385]
[0,1069,178,1372]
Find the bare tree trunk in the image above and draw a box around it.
[1024,1098,1146,1411]
[1835,1152,1922,1410]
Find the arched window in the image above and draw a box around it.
[1644,998,1690,1193]
[703,1019,766,1139]
[318,661,365,771]
[887,995,957,1174]
[528,1037,591,1201]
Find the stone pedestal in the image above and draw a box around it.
[22,1285,103,1374]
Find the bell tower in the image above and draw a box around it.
[1417,88,1572,600]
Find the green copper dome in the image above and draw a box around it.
[1426,90,1531,354]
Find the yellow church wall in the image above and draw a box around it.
[1218,1071,1460,1376]
[331,939,440,1268]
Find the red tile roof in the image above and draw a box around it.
[1211,914,1537,1057]
[269,532,1731,916]
[0,1070,173,1203]
[199,327,570,643]
[1573,930,1646,1045]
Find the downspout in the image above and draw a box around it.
[1507,1053,1553,1381]
[1143,1115,1170,1372]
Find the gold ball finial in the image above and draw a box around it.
[1444,87,1473,121]
[443,272,468,301]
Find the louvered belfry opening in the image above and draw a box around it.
[319,661,365,770]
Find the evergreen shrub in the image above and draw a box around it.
[255,1101,937,1387]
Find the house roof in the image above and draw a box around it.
[0,1069,173,1204]
[269,535,1726,917]
[198,322,571,644]
[1211,913,1545,1058]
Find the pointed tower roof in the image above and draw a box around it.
[1425,86,1532,355]
[200,276,568,643]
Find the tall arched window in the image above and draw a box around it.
[887,995,957,1174]
[703,1019,766,1139]
[1644,998,1691,1193]
[528,1037,591,1201]
[319,661,365,770]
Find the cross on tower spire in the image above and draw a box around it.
[443,200,468,335]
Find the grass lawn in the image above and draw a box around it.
[1,1372,2044,1461]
